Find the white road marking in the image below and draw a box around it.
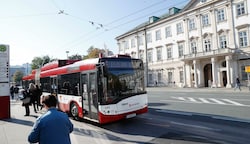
[209,98,226,105]
[169,96,248,107]
[198,98,210,103]
[221,99,245,106]
[187,97,198,103]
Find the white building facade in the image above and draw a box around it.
[116,0,250,88]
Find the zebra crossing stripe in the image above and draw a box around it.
[222,99,245,106]
[171,96,246,106]
[187,97,198,102]
[208,98,226,104]
[198,98,210,103]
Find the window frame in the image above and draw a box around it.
[236,2,246,16]
[165,26,172,38]
[156,30,162,41]
[176,22,183,34]
[239,31,248,47]
[219,35,227,48]
[217,9,225,22]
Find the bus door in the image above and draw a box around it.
[81,72,98,120]
[50,76,58,96]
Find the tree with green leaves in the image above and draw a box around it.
[13,70,24,85]
[31,55,55,70]
[68,54,82,60]
[83,46,114,59]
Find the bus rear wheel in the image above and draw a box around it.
[70,103,79,120]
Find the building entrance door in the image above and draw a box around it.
[204,64,212,87]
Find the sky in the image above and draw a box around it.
[0,0,189,66]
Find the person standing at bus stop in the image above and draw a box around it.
[28,94,73,144]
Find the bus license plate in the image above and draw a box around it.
[126,113,136,119]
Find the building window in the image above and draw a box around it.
[165,26,172,38]
[168,72,173,83]
[167,46,172,59]
[178,43,184,57]
[204,39,211,52]
[124,41,129,49]
[156,30,161,41]
[190,42,197,54]
[138,36,144,46]
[217,9,225,22]
[176,22,183,34]
[131,39,135,48]
[146,33,152,43]
[158,72,162,83]
[189,18,196,30]
[219,35,227,48]
[131,52,136,58]
[202,14,209,26]
[179,71,183,83]
[139,51,144,60]
[147,50,153,63]
[236,2,246,16]
[149,74,153,84]
[118,43,123,52]
[156,47,162,61]
[239,31,248,47]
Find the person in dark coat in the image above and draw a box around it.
[21,89,31,116]
[234,77,241,91]
[10,85,14,100]
[34,84,42,110]
[29,83,38,113]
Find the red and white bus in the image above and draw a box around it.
[22,55,148,124]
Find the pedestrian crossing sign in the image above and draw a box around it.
[245,66,250,73]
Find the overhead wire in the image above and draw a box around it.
[60,0,183,51]
[75,0,189,48]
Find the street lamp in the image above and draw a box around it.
[66,51,69,59]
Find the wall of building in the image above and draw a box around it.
[116,0,250,88]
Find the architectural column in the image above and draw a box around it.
[183,63,187,87]
[193,60,198,88]
[183,18,190,54]
[211,57,218,88]
[227,2,237,49]
[226,56,232,88]
[210,8,218,49]
[197,14,202,53]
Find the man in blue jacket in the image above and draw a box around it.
[28,95,73,144]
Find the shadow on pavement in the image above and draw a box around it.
[2,116,38,127]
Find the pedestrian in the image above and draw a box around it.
[29,83,38,113]
[20,89,31,116]
[13,85,19,100]
[234,77,241,91]
[28,94,73,144]
[34,84,42,110]
[10,85,14,100]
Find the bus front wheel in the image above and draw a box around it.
[70,103,79,120]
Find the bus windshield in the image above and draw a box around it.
[101,58,146,104]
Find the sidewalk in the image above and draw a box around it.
[0,100,42,144]
[0,100,79,144]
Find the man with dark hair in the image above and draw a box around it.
[28,95,73,144]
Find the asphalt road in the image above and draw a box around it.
[147,87,250,122]
[69,87,250,144]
